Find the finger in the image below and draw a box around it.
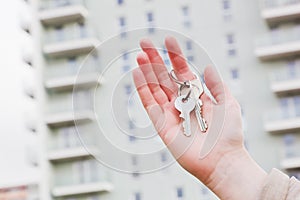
[132,68,159,110]
[204,65,229,104]
[136,52,169,105]
[165,36,195,81]
[140,38,177,101]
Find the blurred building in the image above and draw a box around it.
[255,0,300,178]
[20,0,300,200]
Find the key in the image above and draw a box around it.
[179,79,208,132]
[175,95,196,137]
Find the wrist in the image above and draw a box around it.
[205,148,267,200]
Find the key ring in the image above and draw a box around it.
[169,69,199,87]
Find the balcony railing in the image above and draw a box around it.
[270,67,300,95]
[261,0,300,24]
[39,0,88,26]
[262,0,300,9]
[53,162,113,197]
[43,26,100,57]
[255,26,300,61]
[48,146,98,162]
[264,109,300,133]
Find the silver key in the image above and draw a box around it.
[175,95,196,137]
[180,79,208,132]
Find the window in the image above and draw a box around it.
[227,48,236,56]
[182,6,189,16]
[78,22,86,38]
[186,40,192,50]
[124,84,132,95]
[55,25,64,41]
[119,17,126,27]
[161,152,167,162]
[177,187,184,198]
[280,98,289,119]
[230,68,239,80]
[119,17,126,37]
[148,27,155,34]
[132,171,140,178]
[68,57,77,74]
[294,96,300,116]
[62,128,71,148]
[117,0,124,5]
[226,33,234,44]
[287,60,296,79]
[222,0,231,10]
[187,55,194,62]
[129,120,135,130]
[129,135,136,142]
[134,192,141,200]
[122,65,130,72]
[147,12,153,22]
[122,52,129,61]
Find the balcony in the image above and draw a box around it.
[52,182,113,197]
[43,38,100,58]
[261,0,300,24]
[45,110,94,128]
[270,67,300,95]
[280,157,300,169]
[48,146,98,162]
[39,0,88,26]
[45,73,101,91]
[255,27,300,61]
[264,110,300,134]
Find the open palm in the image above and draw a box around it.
[133,36,245,187]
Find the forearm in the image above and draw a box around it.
[204,148,267,200]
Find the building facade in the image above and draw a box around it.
[22,0,300,199]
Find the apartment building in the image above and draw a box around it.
[20,0,300,199]
[255,0,300,178]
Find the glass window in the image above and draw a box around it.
[129,135,136,142]
[280,98,289,119]
[161,152,167,162]
[129,120,135,130]
[294,96,300,116]
[124,84,132,95]
[148,27,155,34]
[182,6,189,16]
[119,17,126,27]
[228,48,236,56]
[147,12,153,22]
[222,0,230,10]
[55,26,64,41]
[186,40,192,50]
[122,52,129,60]
[177,187,183,198]
[78,23,86,38]
[132,171,140,178]
[68,57,77,74]
[287,60,296,79]
[122,65,130,72]
[226,33,234,44]
[135,192,141,200]
[187,55,194,62]
[230,68,239,80]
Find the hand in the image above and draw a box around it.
[133,36,267,200]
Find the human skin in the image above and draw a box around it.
[132,36,267,200]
